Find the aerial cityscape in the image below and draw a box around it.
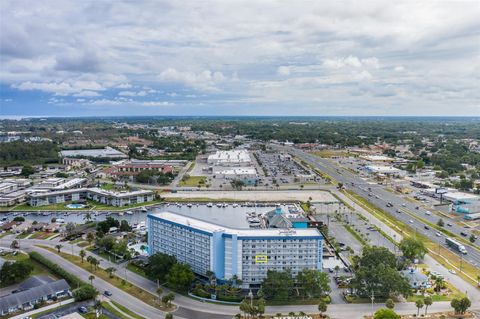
[0,1,479,319]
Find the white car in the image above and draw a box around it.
[449,269,457,275]
[425,211,432,215]
[409,220,414,223]
[435,232,441,237]
[402,203,406,207]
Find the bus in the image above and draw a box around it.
[445,237,467,254]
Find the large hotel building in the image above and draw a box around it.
[147,208,323,289]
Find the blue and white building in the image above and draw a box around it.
[148,210,323,289]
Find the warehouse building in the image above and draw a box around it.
[59,146,127,159]
[148,209,323,289]
[207,150,252,166]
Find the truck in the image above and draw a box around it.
[446,237,467,254]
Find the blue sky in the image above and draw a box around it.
[1,1,479,116]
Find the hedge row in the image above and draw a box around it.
[28,251,86,288]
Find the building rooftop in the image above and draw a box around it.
[60,147,127,159]
[148,211,322,238]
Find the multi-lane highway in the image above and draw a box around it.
[283,145,480,268]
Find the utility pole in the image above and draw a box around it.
[370,290,375,315]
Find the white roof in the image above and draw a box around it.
[365,165,402,173]
[60,147,127,158]
[208,150,251,163]
[149,211,322,238]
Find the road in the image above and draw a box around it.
[284,145,480,268]
[2,237,479,319]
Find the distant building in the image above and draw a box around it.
[28,188,154,207]
[104,160,174,178]
[59,146,127,159]
[0,278,70,315]
[207,150,251,166]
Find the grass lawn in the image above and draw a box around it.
[15,232,31,239]
[30,231,52,239]
[100,183,115,190]
[38,245,174,312]
[0,231,12,238]
[77,241,91,247]
[179,175,206,187]
[109,301,145,319]
[126,263,147,278]
[1,252,57,280]
[311,150,352,158]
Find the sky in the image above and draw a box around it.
[0,0,479,117]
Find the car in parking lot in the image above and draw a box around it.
[447,223,453,227]
[424,225,430,230]
[78,306,88,314]
[425,211,431,215]
[460,232,468,237]
[435,232,441,237]
[409,220,414,223]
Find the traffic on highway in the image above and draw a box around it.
[285,146,480,269]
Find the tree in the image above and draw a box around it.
[165,263,195,292]
[399,237,427,261]
[437,218,445,227]
[106,267,116,278]
[318,300,327,317]
[65,222,75,234]
[86,232,95,245]
[0,260,34,285]
[434,276,444,293]
[145,253,177,283]
[84,213,92,223]
[230,179,245,190]
[424,296,433,315]
[89,275,95,285]
[296,268,331,298]
[469,234,476,243]
[373,308,400,319]
[385,298,395,309]
[21,165,35,177]
[10,240,19,249]
[13,216,25,222]
[257,298,266,316]
[415,299,424,316]
[261,270,294,301]
[79,249,86,263]
[156,287,163,303]
[451,297,471,315]
[162,292,175,307]
[119,220,132,232]
[165,313,173,319]
[351,246,411,298]
[55,244,63,253]
[73,284,98,301]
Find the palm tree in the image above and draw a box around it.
[435,276,444,293]
[94,299,102,314]
[55,244,63,253]
[10,240,19,249]
[415,299,424,316]
[89,275,95,285]
[106,267,116,278]
[79,249,86,263]
[318,301,327,317]
[156,287,163,303]
[84,213,92,223]
[424,296,433,315]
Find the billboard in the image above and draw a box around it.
[255,254,268,264]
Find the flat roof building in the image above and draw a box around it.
[148,210,323,289]
[207,150,251,166]
[59,146,127,159]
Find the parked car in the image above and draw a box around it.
[104,290,112,296]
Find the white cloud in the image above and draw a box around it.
[277,66,290,76]
[74,91,101,97]
[118,90,147,97]
[158,68,226,92]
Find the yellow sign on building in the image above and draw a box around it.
[255,254,268,264]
